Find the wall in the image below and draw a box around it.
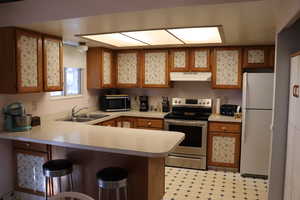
[268,17,300,200]
[121,82,242,111]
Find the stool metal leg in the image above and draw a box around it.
[44,177,48,200]
[116,188,120,200]
[69,174,74,191]
[124,186,128,200]
[98,188,102,200]
[58,177,62,193]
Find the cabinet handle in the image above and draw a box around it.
[25,143,30,147]
[293,85,299,98]
[221,126,227,131]
[147,122,152,127]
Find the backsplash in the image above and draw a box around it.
[122,82,242,112]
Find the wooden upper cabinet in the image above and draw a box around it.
[43,36,63,91]
[87,47,115,89]
[243,47,274,68]
[269,47,275,67]
[116,50,140,88]
[141,50,169,88]
[190,48,211,72]
[212,48,242,89]
[0,28,43,93]
[169,49,189,72]
[16,30,43,93]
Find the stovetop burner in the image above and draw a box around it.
[164,98,212,121]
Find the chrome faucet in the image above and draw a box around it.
[71,105,88,118]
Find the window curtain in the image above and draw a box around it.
[63,45,86,69]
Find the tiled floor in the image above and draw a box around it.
[164,167,268,200]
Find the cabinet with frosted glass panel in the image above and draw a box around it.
[0,27,63,93]
[116,50,140,88]
[212,48,242,89]
[141,50,169,88]
[243,46,275,68]
[13,141,52,196]
[87,47,115,89]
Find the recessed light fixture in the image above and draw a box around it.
[82,33,148,47]
[167,27,222,44]
[122,30,183,45]
[79,26,223,47]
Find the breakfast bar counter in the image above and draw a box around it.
[0,122,184,200]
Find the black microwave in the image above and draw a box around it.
[100,95,130,112]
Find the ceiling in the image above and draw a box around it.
[2,0,276,48]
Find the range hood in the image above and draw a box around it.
[170,72,212,82]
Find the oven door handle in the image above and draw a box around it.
[164,119,207,127]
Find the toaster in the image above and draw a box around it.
[220,104,239,116]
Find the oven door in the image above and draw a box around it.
[164,119,207,156]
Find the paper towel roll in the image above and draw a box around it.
[215,98,221,114]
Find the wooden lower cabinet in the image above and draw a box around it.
[98,117,164,130]
[207,122,241,169]
[13,141,51,196]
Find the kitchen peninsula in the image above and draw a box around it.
[0,121,184,200]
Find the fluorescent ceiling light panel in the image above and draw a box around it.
[122,30,183,45]
[167,27,222,44]
[82,33,148,47]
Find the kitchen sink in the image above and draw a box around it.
[60,113,109,122]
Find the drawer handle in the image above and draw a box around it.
[221,126,227,131]
[25,143,30,147]
[147,122,152,126]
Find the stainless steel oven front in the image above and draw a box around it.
[164,119,207,169]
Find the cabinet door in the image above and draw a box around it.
[116,51,139,88]
[142,50,169,88]
[101,119,116,127]
[15,149,49,196]
[212,48,242,89]
[243,47,269,68]
[43,36,63,91]
[16,30,43,93]
[169,49,189,72]
[269,47,275,67]
[208,132,240,168]
[115,117,135,128]
[101,49,115,88]
[190,48,210,72]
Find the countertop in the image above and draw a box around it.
[208,114,242,123]
[0,121,184,157]
[84,111,166,125]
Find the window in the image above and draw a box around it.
[50,68,82,97]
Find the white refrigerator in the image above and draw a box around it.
[240,73,274,177]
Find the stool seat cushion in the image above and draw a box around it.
[97,167,128,182]
[43,159,73,172]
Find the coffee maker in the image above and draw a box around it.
[3,103,32,132]
[139,96,149,112]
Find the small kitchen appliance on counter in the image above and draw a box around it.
[3,102,32,132]
[139,96,149,112]
[162,96,170,113]
[100,94,130,112]
[164,98,212,170]
[220,104,239,116]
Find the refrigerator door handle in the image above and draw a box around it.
[242,109,247,144]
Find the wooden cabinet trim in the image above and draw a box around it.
[16,29,43,93]
[141,49,170,88]
[116,50,140,88]
[212,47,242,89]
[207,132,241,168]
[190,48,211,72]
[42,35,63,91]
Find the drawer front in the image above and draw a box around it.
[13,141,48,153]
[136,118,164,129]
[209,122,241,133]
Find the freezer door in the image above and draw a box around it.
[240,109,272,176]
[243,73,274,109]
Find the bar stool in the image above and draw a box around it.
[96,167,128,200]
[43,159,74,200]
